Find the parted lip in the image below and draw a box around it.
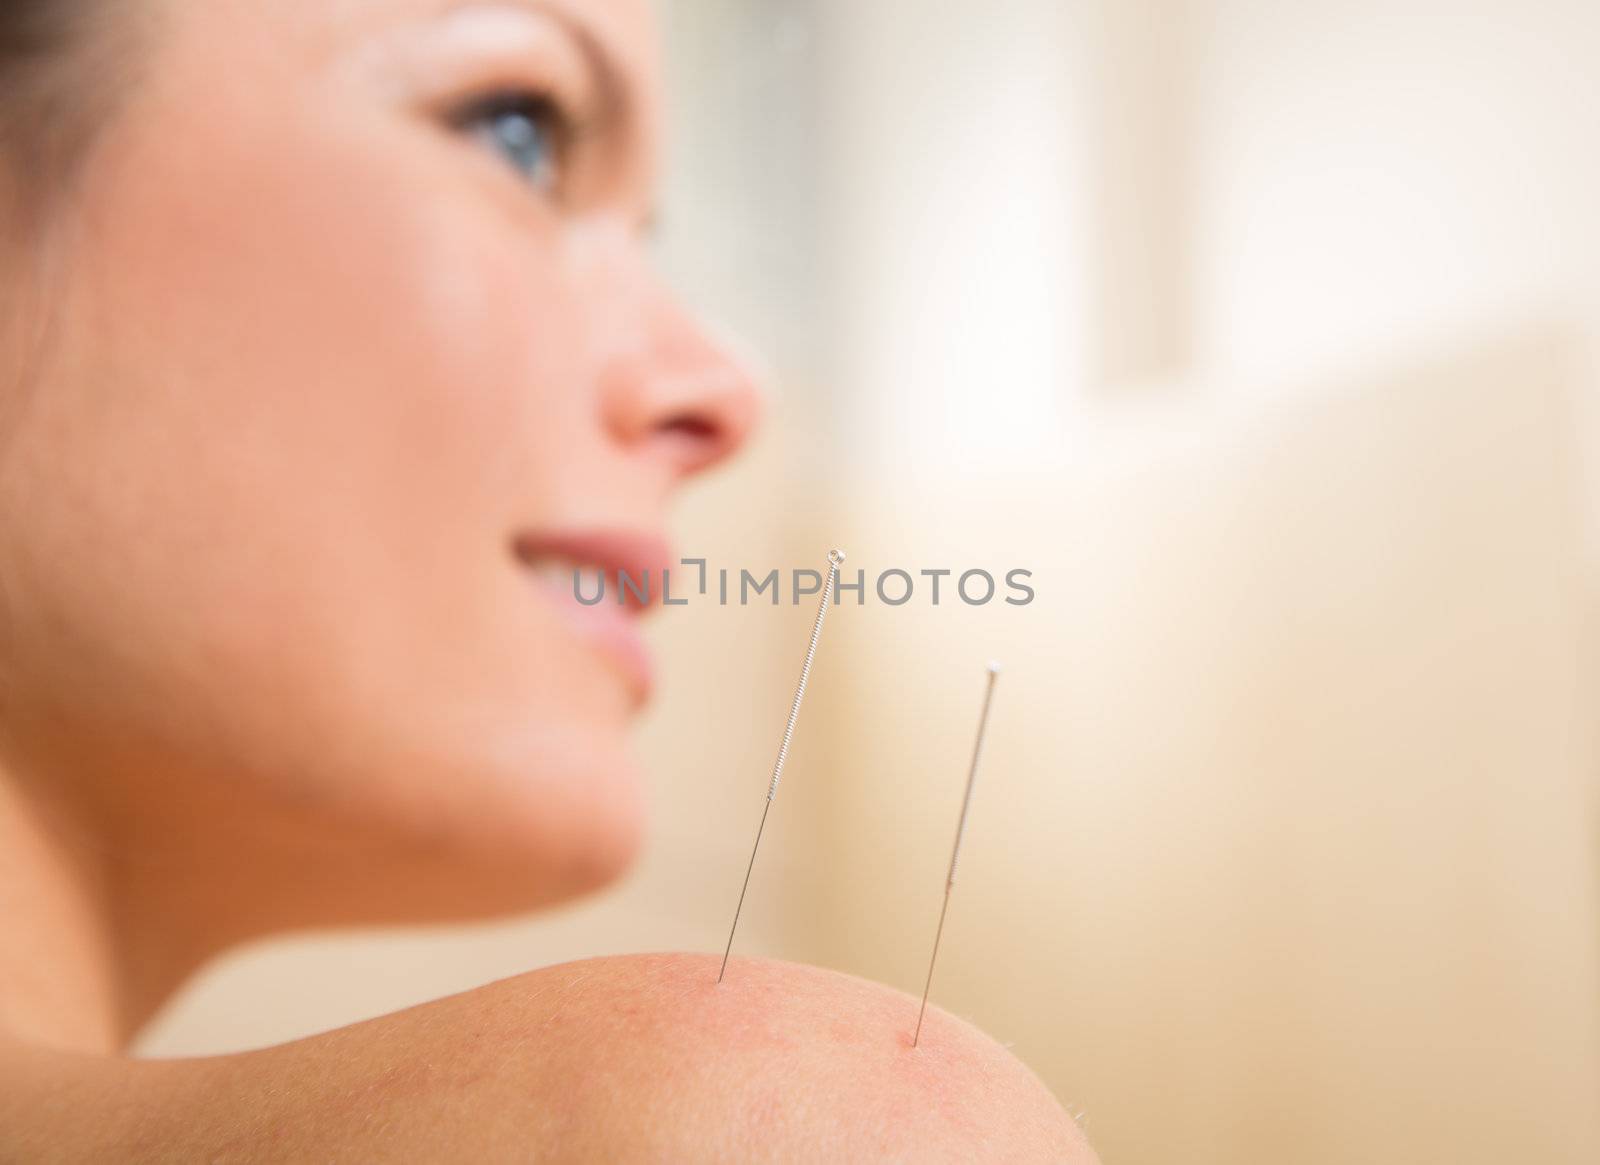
[511,529,676,615]
[511,528,675,704]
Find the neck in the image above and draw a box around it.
[0,774,122,1050]
[0,769,212,1053]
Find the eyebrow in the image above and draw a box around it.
[436,0,633,132]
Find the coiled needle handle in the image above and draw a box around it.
[717,549,845,983]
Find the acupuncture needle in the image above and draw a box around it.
[717,548,845,984]
[913,662,1000,1047]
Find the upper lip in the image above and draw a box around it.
[511,528,675,615]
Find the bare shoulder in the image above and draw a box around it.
[3,954,1096,1163]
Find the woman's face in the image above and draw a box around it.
[0,0,758,930]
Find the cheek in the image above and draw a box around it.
[5,71,639,880]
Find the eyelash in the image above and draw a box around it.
[448,87,578,195]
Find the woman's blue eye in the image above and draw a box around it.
[458,94,565,191]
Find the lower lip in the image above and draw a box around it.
[531,571,655,700]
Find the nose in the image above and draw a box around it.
[600,280,763,479]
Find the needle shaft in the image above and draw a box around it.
[914,662,1000,1046]
[717,549,844,983]
[718,800,770,983]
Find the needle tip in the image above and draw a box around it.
[987,660,1002,675]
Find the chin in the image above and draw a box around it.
[345,730,652,924]
[205,661,653,935]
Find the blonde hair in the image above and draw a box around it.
[0,1,148,222]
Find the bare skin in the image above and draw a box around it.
[1,954,1094,1163]
[0,0,742,1051]
[0,0,1096,1158]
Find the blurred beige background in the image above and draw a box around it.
[138,2,1600,1162]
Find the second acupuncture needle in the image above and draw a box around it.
[913,661,1000,1047]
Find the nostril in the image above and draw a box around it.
[654,413,728,473]
[658,413,718,442]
